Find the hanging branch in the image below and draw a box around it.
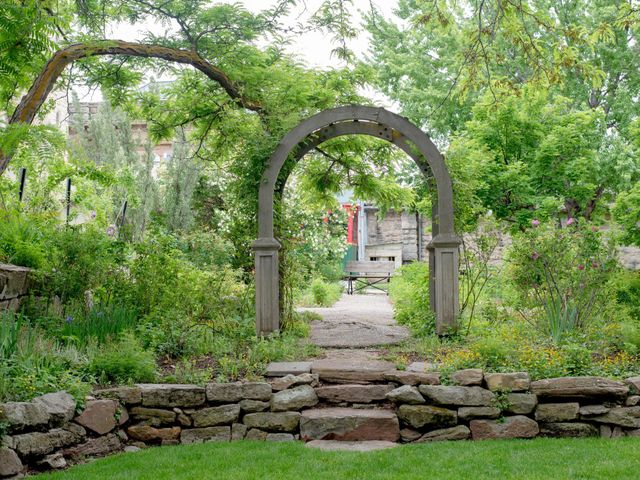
[1,40,263,175]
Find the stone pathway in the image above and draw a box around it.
[300,293,410,348]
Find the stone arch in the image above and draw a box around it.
[254,105,460,336]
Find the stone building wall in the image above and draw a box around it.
[365,208,431,262]
[2,365,640,477]
[0,264,31,312]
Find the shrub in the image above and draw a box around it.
[0,312,91,402]
[0,211,50,268]
[507,219,617,341]
[299,278,342,307]
[389,262,435,336]
[89,333,156,384]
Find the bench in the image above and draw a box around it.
[343,260,396,295]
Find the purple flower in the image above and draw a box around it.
[91,211,97,219]
[531,219,540,227]
[577,264,585,271]
[65,315,73,324]
[567,217,575,226]
[531,252,540,261]
[106,225,116,237]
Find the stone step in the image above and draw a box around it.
[300,408,400,442]
[305,440,398,451]
[315,384,393,403]
[311,359,396,384]
[266,362,312,377]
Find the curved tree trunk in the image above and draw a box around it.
[1,40,261,175]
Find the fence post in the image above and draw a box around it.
[65,178,71,224]
[18,168,26,202]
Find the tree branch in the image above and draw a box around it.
[1,40,262,175]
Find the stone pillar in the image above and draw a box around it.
[252,238,281,336]
[429,234,461,335]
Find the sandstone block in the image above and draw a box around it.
[180,427,230,444]
[535,403,579,422]
[399,428,422,442]
[62,434,122,461]
[470,416,539,440]
[127,425,181,443]
[11,425,85,457]
[206,382,272,402]
[33,392,76,425]
[531,377,628,399]
[300,408,399,442]
[0,402,49,432]
[138,384,205,408]
[231,423,247,441]
[418,385,495,406]
[74,399,117,435]
[239,399,269,413]
[266,362,312,377]
[271,385,318,412]
[191,404,240,427]
[130,407,176,426]
[243,412,301,432]
[245,428,268,440]
[386,386,425,405]
[484,373,530,392]
[315,385,392,404]
[505,393,537,415]
[311,360,395,383]
[270,373,319,391]
[383,371,440,386]
[539,422,598,438]
[416,425,470,442]
[94,387,142,405]
[589,407,640,428]
[458,406,501,421]
[0,448,22,477]
[397,405,457,430]
[451,369,483,386]
[579,405,610,416]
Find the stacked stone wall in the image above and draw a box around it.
[3,367,640,477]
[0,264,30,312]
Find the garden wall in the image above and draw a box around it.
[2,365,640,478]
[0,264,30,313]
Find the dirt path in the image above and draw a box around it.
[299,293,410,348]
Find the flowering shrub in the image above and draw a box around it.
[506,219,618,341]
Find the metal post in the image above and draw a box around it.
[18,168,26,202]
[120,200,128,227]
[65,178,71,224]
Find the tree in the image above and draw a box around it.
[613,182,640,247]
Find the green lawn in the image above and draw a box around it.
[46,438,640,480]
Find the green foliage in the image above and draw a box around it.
[613,182,640,247]
[0,311,91,403]
[299,278,342,307]
[59,304,138,346]
[389,262,435,336]
[89,333,156,385]
[0,211,51,268]
[507,219,617,341]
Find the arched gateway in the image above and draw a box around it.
[254,106,461,336]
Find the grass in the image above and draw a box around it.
[45,438,640,480]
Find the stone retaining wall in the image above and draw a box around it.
[2,369,640,477]
[0,264,30,312]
